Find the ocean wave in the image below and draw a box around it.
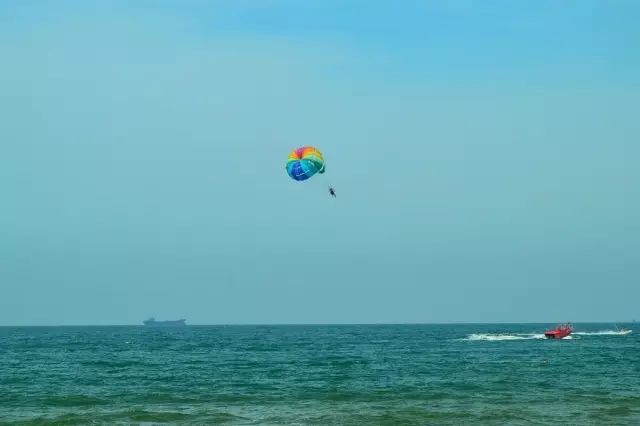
[573,330,632,336]
[464,333,546,341]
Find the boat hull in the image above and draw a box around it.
[544,324,573,339]
[544,331,571,339]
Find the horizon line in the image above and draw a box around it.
[0,320,636,327]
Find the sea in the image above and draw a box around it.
[1,323,638,425]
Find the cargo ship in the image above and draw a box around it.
[143,317,186,327]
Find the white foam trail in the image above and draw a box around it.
[465,333,546,341]
[573,330,632,336]
[464,329,633,341]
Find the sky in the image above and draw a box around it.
[1,0,639,325]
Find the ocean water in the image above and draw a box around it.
[1,324,638,425]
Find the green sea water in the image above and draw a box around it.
[1,324,638,425]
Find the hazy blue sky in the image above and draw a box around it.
[2,1,639,325]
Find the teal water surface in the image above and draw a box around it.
[1,324,638,425]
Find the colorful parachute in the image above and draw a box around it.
[286,146,325,181]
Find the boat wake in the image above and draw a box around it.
[573,330,632,336]
[464,333,546,341]
[464,329,632,341]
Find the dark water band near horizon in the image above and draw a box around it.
[1,323,638,425]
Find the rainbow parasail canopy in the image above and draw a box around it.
[286,146,325,181]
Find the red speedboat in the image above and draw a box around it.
[544,323,573,339]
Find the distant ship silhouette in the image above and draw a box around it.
[142,317,186,327]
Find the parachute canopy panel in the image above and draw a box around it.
[286,146,325,181]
